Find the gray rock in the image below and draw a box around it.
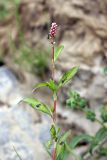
[0,67,23,105]
[0,106,50,160]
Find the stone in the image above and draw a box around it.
[0,106,50,160]
[0,67,23,106]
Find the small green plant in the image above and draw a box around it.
[66,91,107,159]
[23,23,107,160]
[66,91,88,109]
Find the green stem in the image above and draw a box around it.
[95,118,106,128]
[81,108,106,128]
[13,145,23,160]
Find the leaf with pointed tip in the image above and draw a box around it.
[50,125,57,139]
[70,134,93,149]
[43,143,51,157]
[23,98,52,116]
[45,139,53,149]
[54,45,64,61]
[33,79,57,92]
[100,106,107,122]
[58,67,79,88]
[56,142,66,160]
[56,144,65,160]
[56,131,71,158]
[89,127,107,154]
[33,82,49,91]
[59,131,71,144]
[95,128,107,142]
[47,79,56,92]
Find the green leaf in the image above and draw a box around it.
[104,67,107,76]
[56,142,65,160]
[58,67,79,88]
[56,131,71,158]
[89,128,107,154]
[66,98,77,109]
[45,139,53,149]
[54,45,64,61]
[85,109,96,122]
[33,82,49,91]
[23,98,52,116]
[33,79,57,92]
[70,134,92,149]
[66,90,87,110]
[78,99,87,109]
[95,128,107,142]
[99,147,107,156]
[100,106,107,122]
[59,131,71,144]
[43,143,51,157]
[56,144,65,160]
[48,79,56,92]
[50,125,57,139]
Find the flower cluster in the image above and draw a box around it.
[49,22,58,38]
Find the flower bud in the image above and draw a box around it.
[49,22,57,38]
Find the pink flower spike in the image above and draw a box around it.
[49,22,58,38]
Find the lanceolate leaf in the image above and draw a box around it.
[56,144,65,160]
[95,127,107,142]
[50,125,56,139]
[56,131,71,158]
[33,79,57,92]
[48,79,56,91]
[33,82,49,91]
[58,67,79,88]
[54,45,64,61]
[45,139,53,149]
[100,106,107,122]
[23,98,52,116]
[70,134,93,149]
[89,128,107,154]
[59,131,71,144]
[56,142,65,160]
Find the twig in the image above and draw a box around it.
[13,145,23,160]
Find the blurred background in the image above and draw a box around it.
[0,0,107,159]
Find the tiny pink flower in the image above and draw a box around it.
[49,22,58,38]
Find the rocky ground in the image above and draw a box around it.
[0,65,105,160]
[0,66,51,160]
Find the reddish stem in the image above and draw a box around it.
[52,146,56,160]
[51,38,56,160]
[52,42,55,80]
[53,99,57,121]
[53,100,56,112]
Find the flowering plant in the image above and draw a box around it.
[23,23,107,160]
